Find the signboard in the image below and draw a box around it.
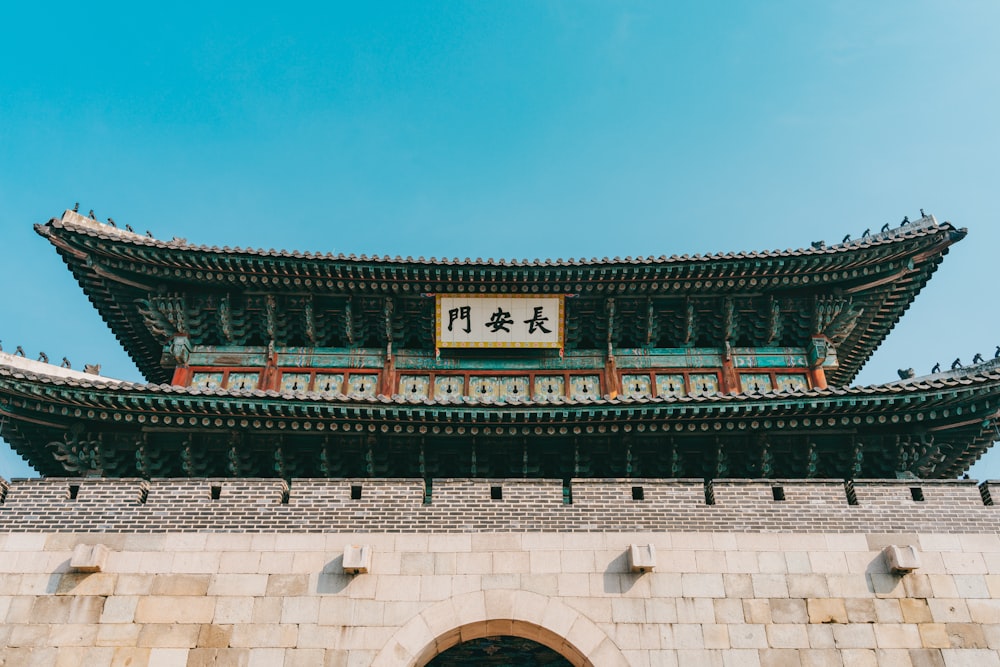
[436,295,564,349]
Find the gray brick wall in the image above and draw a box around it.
[0,477,997,533]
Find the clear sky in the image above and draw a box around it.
[2,1,998,479]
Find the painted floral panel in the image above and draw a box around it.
[314,374,345,395]
[775,374,809,392]
[655,374,687,398]
[190,372,224,390]
[740,373,773,394]
[347,374,378,398]
[398,375,430,400]
[688,373,720,397]
[622,374,653,399]
[533,376,565,400]
[569,375,600,400]
[279,373,312,393]
[434,376,465,400]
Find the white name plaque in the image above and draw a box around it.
[436,295,564,349]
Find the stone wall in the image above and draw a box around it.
[4,478,1000,666]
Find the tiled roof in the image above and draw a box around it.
[43,209,951,267]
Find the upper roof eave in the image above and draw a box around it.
[38,209,964,273]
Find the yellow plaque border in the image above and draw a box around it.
[435,294,565,349]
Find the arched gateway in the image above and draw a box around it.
[371,590,630,667]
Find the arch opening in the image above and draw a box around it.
[424,635,573,666]
[414,619,592,667]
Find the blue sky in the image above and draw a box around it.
[2,2,999,479]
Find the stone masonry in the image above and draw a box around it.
[3,478,1000,665]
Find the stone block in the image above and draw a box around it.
[397,552,434,576]
[909,648,946,667]
[213,596,255,624]
[219,552,261,574]
[730,624,768,649]
[769,598,807,624]
[612,597,646,623]
[874,623,922,649]
[953,575,989,598]
[744,599,772,624]
[901,598,933,623]
[676,597,716,624]
[281,596,321,624]
[433,553,457,575]
[208,574,268,597]
[883,545,921,573]
[722,648,761,667]
[70,543,109,573]
[874,599,904,623]
[135,596,216,624]
[928,599,971,623]
[939,648,1000,667]
[758,551,789,574]
[703,624,730,649]
[148,648,191,666]
[826,575,872,598]
[845,598,877,623]
[115,574,154,596]
[969,600,1000,624]
[871,573,906,597]
[30,595,73,623]
[945,623,988,649]
[529,550,562,574]
[714,598,746,624]
[918,624,950,649]
[726,551,760,574]
[137,624,201,648]
[832,624,877,649]
[492,550,529,574]
[682,573,725,598]
[266,574,310,597]
[940,552,987,575]
[97,623,142,646]
[247,648,287,667]
[905,575,935,598]
[806,624,836,649]
[696,549,727,573]
[646,598,678,624]
[839,649,877,667]
[151,574,211,596]
[752,575,789,598]
[8,623,49,647]
[230,623,298,648]
[343,545,372,575]
[672,624,704,649]
[799,649,843,667]
[629,544,656,573]
[807,598,847,624]
[766,624,809,648]
[56,573,116,596]
[197,624,234,649]
[677,649,724,666]
[759,649,801,667]
[187,648,250,666]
